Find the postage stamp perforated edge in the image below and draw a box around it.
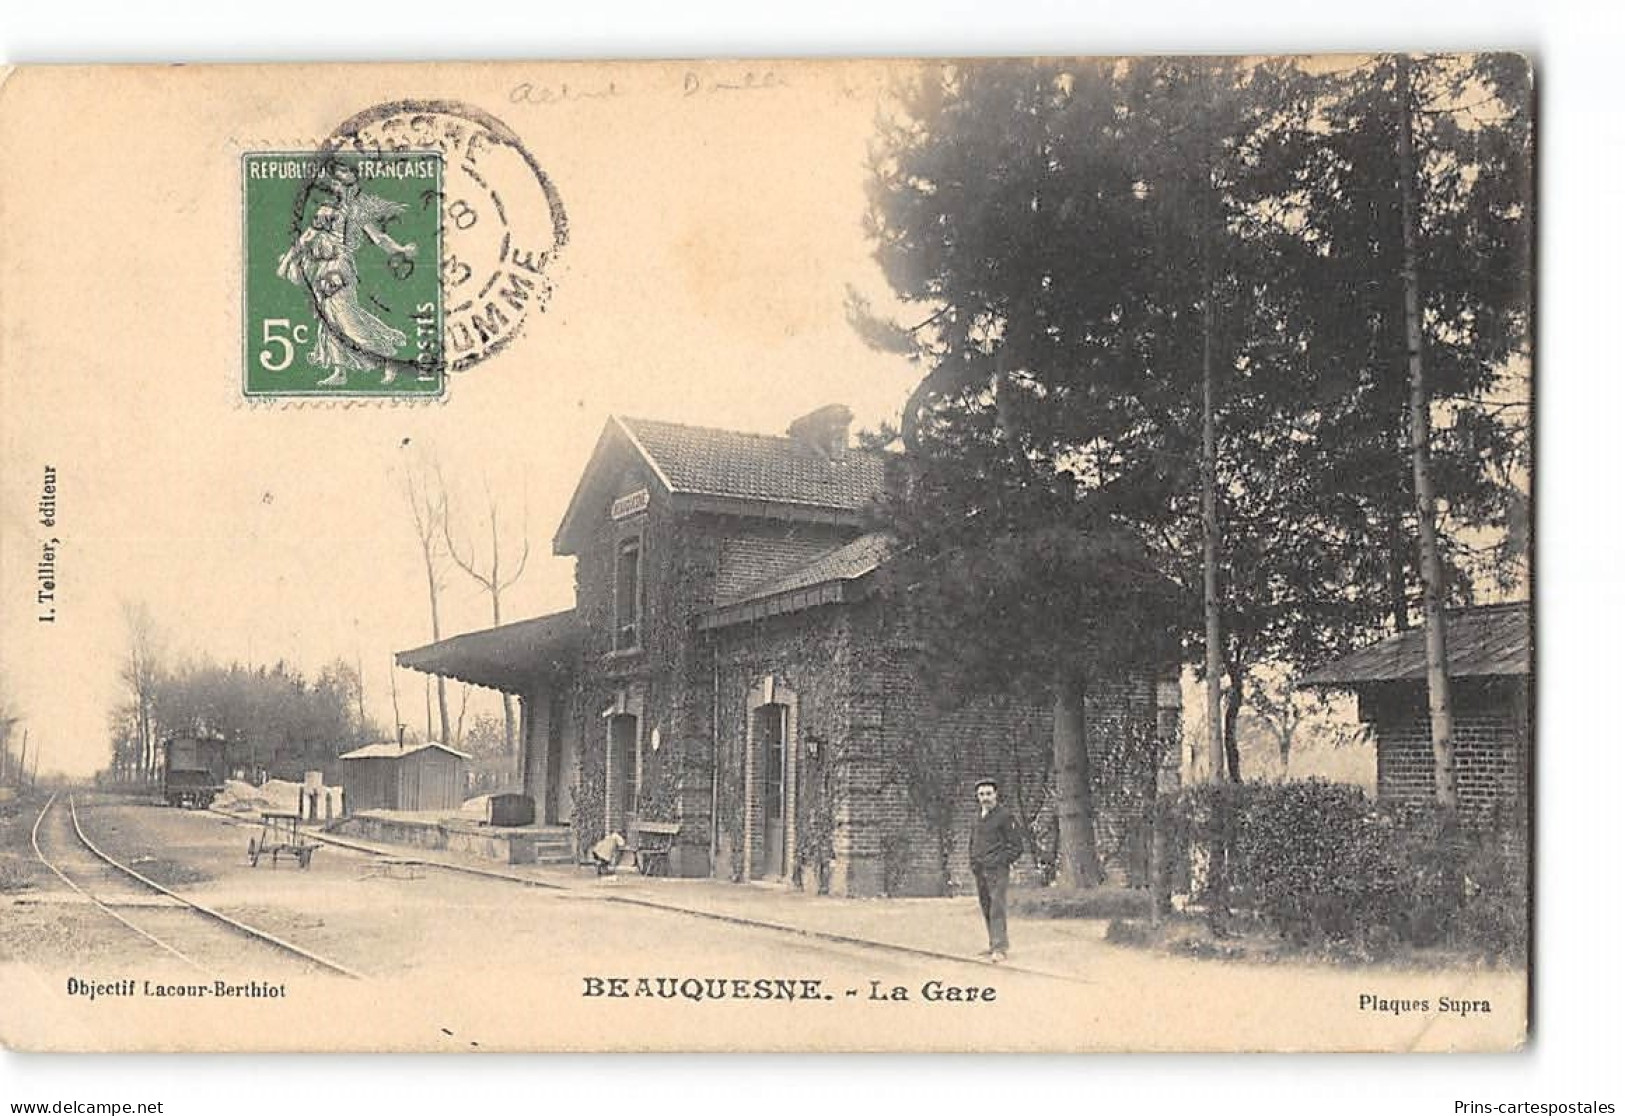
[235,141,448,406]
[229,139,445,412]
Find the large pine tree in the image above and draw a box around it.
[862,59,1238,883]
[859,54,1530,869]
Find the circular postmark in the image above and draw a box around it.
[294,100,568,381]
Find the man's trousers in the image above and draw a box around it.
[974,864,1010,952]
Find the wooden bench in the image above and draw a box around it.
[633,821,680,877]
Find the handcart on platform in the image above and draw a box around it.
[247,811,315,869]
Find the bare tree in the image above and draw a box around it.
[440,471,530,758]
[352,619,368,733]
[453,682,472,750]
[105,705,140,783]
[1200,256,1226,788]
[399,448,452,745]
[1243,667,1369,778]
[119,601,166,783]
[388,661,404,746]
[0,671,20,786]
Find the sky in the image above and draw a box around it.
[0,60,921,776]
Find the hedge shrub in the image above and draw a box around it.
[1157,780,1527,960]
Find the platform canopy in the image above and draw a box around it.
[396,609,583,695]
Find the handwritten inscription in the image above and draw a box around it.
[507,69,801,108]
[683,70,785,97]
[509,80,621,106]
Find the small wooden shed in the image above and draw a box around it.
[339,741,471,814]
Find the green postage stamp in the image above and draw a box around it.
[242,152,444,398]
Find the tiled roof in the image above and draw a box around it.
[722,532,893,605]
[339,741,473,761]
[1300,602,1530,687]
[396,609,583,694]
[712,532,850,605]
[701,533,892,629]
[619,417,887,511]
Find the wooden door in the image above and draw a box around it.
[755,704,788,878]
[609,714,638,837]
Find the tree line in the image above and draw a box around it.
[0,672,32,788]
[107,607,522,788]
[858,54,1530,885]
[105,442,536,785]
[106,601,382,784]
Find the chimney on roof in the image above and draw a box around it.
[787,404,854,462]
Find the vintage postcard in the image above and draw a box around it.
[0,55,1531,1053]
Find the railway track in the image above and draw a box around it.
[29,792,366,981]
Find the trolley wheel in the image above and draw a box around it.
[297,847,314,870]
[248,837,260,867]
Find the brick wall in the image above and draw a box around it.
[708,607,855,886]
[706,596,1174,897]
[843,615,1054,896]
[573,481,872,878]
[710,520,852,605]
[563,452,1179,893]
[1361,677,1530,818]
[860,631,1171,895]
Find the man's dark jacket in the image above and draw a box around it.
[969,804,1024,873]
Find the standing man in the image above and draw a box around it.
[969,778,1024,962]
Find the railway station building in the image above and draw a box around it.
[398,405,1178,897]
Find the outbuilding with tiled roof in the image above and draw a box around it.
[1300,601,1530,816]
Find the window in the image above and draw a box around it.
[614,536,642,649]
[760,703,787,828]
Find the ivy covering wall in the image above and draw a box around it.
[555,444,1176,892]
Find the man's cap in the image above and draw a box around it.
[974,778,999,792]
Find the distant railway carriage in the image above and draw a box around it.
[163,735,228,807]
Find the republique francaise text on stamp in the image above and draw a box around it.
[241,101,569,398]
